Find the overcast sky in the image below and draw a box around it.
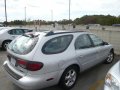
[0,0,120,22]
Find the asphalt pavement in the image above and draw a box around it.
[0,49,119,90]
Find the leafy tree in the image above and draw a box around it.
[6,15,120,26]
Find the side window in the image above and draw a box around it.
[8,30,12,34]
[42,35,73,54]
[75,34,92,50]
[89,34,103,46]
[24,29,32,33]
[8,29,24,35]
[15,29,24,35]
[8,29,16,35]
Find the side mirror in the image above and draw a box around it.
[103,42,109,45]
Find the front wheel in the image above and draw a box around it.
[2,41,11,50]
[105,51,114,64]
[59,66,78,90]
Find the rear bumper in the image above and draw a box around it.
[3,61,60,90]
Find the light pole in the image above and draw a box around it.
[51,10,53,21]
[4,0,7,26]
[69,0,71,21]
[25,6,26,22]
[69,0,71,29]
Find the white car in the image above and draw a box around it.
[0,24,4,27]
[104,60,120,90]
[0,27,10,30]
[3,30,114,90]
[0,27,32,50]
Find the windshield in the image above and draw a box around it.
[8,35,38,55]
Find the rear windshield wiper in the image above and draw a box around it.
[23,34,39,38]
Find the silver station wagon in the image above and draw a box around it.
[3,30,114,90]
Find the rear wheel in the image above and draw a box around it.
[105,51,114,64]
[59,66,78,90]
[2,41,11,50]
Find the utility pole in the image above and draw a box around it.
[4,0,7,26]
[69,0,71,29]
[25,6,26,22]
[69,0,71,21]
[51,10,53,21]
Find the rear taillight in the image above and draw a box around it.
[27,62,43,71]
[17,59,43,71]
[17,60,27,68]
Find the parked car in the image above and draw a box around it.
[0,24,4,27]
[0,27,8,30]
[104,60,120,90]
[3,30,114,90]
[0,27,33,50]
[112,24,120,27]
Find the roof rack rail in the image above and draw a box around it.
[45,30,86,36]
[45,31,54,36]
[23,33,39,38]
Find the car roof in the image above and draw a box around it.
[0,27,11,30]
[27,30,87,38]
[21,30,92,39]
[0,27,17,31]
[37,30,86,36]
[0,27,31,33]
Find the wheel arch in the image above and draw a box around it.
[2,39,12,45]
[2,39,12,49]
[58,64,80,84]
[66,64,80,73]
[110,48,114,54]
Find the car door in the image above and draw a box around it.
[88,34,109,62]
[8,29,24,40]
[75,34,99,71]
[15,29,24,36]
[8,29,17,40]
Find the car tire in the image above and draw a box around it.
[59,66,78,90]
[105,51,114,64]
[2,41,11,50]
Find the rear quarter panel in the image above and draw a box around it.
[32,34,81,74]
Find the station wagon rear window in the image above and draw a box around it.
[42,35,73,54]
[8,35,38,55]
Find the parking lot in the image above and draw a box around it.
[0,48,119,90]
[1,0,120,89]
